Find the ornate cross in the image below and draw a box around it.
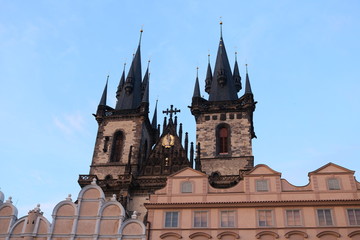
[162,105,180,119]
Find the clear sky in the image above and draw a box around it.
[1,0,360,219]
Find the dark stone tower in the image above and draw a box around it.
[190,22,256,186]
[79,30,192,219]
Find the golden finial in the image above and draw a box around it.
[208,53,211,64]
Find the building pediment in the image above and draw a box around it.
[169,167,207,178]
[309,162,355,175]
[246,164,281,176]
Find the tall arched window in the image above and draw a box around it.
[110,131,124,162]
[217,124,230,155]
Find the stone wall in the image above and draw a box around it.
[196,111,253,175]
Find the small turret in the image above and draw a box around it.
[233,52,242,92]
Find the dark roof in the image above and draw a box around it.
[208,36,238,101]
[115,40,143,110]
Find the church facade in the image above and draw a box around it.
[1,26,360,240]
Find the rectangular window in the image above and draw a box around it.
[165,212,179,228]
[317,209,333,226]
[220,210,235,227]
[181,181,193,193]
[348,209,360,225]
[328,178,340,190]
[194,211,208,227]
[258,210,273,227]
[256,180,269,192]
[286,210,302,226]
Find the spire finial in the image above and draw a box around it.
[196,66,199,78]
[139,26,143,45]
[147,59,151,68]
[235,51,238,61]
[208,53,210,64]
[123,62,126,71]
[245,63,248,74]
[220,17,223,38]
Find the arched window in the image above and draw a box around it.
[110,131,124,162]
[217,124,230,155]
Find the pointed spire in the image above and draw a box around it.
[193,67,201,98]
[116,63,126,99]
[99,75,108,106]
[151,99,158,129]
[233,52,242,92]
[205,54,212,94]
[245,64,253,94]
[209,22,238,101]
[141,78,149,103]
[115,29,143,110]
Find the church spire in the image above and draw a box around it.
[151,99,158,129]
[245,64,253,94]
[141,60,150,99]
[116,63,126,99]
[205,54,212,94]
[115,29,143,110]
[99,75,108,106]
[208,21,238,101]
[192,67,201,98]
[233,52,242,92]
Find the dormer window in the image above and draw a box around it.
[216,124,230,155]
[181,181,193,193]
[327,178,340,190]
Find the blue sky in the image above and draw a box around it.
[1,0,359,219]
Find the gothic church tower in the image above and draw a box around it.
[190,22,256,182]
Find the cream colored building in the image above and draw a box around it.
[145,163,360,240]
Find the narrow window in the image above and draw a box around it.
[328,178,340,190]
[256,179,269,192]
[317,209,333,226]
[286,210,302,226]
[220,210,235,227]
[194,211,208,227]
[110,131,124,162]
[347,209,360,225]
[165,212,179,228]
[181,181,193,193]
[258,210,273,227]
[219,127,228,154]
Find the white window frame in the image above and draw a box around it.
[193,211,208,228]
[164,211,179,228]
[257,210,273,227]
[220,210,236,227]
[285,209,302,226]
[317,209,333,226]
[347,209,360,226]
[256,179,269,192]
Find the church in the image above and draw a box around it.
[1,24,360,240]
